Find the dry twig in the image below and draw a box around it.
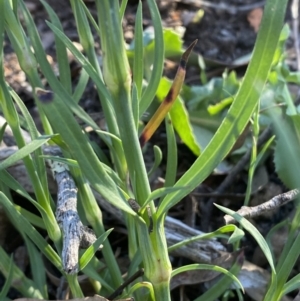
[44,146,100,274]
[224,189,299,224]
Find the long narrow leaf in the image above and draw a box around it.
[36,89,135,215]
[215,204,276,273]
[0,256,14,300]
[133,2,144,100]
[0,247,43,299]
[139,0,164,115]
[171,263,243,293]
[40,0,72,93]
[0,136,51,170]
[24,236,48,298]
[0,192,63,272]
[79,229,113,271]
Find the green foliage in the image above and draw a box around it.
[0,0,296,300]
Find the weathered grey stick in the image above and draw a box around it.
[44,146,99,274]
[224,189,300,224]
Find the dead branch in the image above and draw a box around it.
[224,189,300,224]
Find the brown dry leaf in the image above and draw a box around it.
[14,295,134,301]
[247,8,263,32]
[238,261,291,301]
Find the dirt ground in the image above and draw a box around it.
[2,0,300,300]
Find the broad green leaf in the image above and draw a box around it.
[186,78,224,111]
[273,114,300,189]
[286,72,300,84]
[162,28,183,58]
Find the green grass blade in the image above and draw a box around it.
[157,0,288,218]
[147,145,162,178]
[164,114,177,187]
[133,1,144,99]
[0,247,43,299]
[119,0,128,20]
[139,0,164,116]
[36,89,135,215]
[268,231,300,300]
[10,88,50,199]
[0,169,46,208]
[140,186,188,212]
[0,192,63,272]
[216,204,276,274]
[24,236,48,299]
[46,19,127,180]
[171,262,244,294]
[0,136,51,170]
[0,0,4,48]
[0,121,7,143]
[18,1,102,133]
[283,273,300,295]
[168,224,244,252]
[79,229,113,271]
[0,256,14,300]
[0,170,55,233]
[15,206,45,229]
[132,83,140,129]
[192,257,244,301]
[72,68,90,103]
[40,0,72,93]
